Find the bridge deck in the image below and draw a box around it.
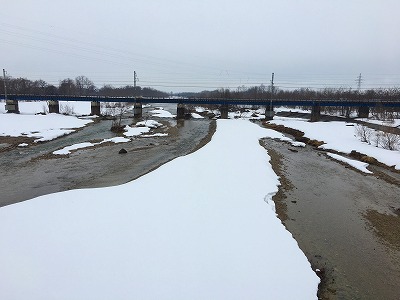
[1,94,400,107]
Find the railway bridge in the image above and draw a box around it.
[1,94,400,121]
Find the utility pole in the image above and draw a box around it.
[134,71,138,88]
[133,71,139,96]
[270,72,274,109]
[356,73,363,92]
[3,69,7,101]
[265,72,275,120]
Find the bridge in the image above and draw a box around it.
[1,94,400,121]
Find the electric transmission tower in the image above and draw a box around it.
[270,72,275,96]
[133,71,139,96]
[356,73,363,92]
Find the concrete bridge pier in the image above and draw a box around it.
[177,103,186,119]
[357,106,370,118]
[48,100,59,114]
[220,104,229,119]
[265,104,275,120]
[310,104,321,122]
[5,100,19,113]
[91,101,101,116]
[134,102,142,118]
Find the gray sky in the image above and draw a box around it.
[1,0,400,92]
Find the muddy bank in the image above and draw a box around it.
[261,138,400,299]
[0,116,216,207]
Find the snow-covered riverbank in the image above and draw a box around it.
[0,119,319,300]
[0,101,93,142]
[270,117,400,170]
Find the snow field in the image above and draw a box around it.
[0,100,91,116]
[0,119,319,300]
[356,118,400,128]
[0,113,92,142]
[149,107,176,118]
[270,117,400,170]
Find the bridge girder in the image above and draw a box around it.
[1,94,400,108]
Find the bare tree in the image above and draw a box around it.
[75,76,96,96]
[104,102,128,132]
[59,78,77,95]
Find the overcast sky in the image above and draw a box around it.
[1,0,399,92]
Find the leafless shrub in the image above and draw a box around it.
[356,125,400,150]
[60,103,75,115]
[355,124,373,144]
[103,102,128,132]
[371,105,395,122]
[377,129,400,150]
[373,131,381,148]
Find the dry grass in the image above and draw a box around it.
[262,122,325,148]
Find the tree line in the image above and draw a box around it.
[1,75,399,101]
[0,75,169,98]
[179,85,400,101]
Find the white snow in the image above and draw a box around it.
[275,107,311,114]
[16,101,48,114]
[104,137,131,143]
[123,125,151,137]
[326,153,373,174]
[149,108,176,118]
[53,137,131,155]
[53,142,95,155]
[30,129,75,143]
[0,119,319,300]
[141,133,168,138]
[270,117,400,170]
[0,100,91,116]
[124,120,167,138]
[59,101,91,116]
[17,143,29,147]
[0,114,92,142]
[356,118,400,128]
[191,112,204,119]
[291,141,306,147]
[1,101,93,142]
[228,110,263,119]
[195,106,206,113]
[136,120,163,128]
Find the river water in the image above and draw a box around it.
[0,104,214,206]
[263,138,400,300]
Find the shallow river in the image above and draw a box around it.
[263,138,400,300]
[0,104,214,206]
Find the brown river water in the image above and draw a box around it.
[262,137,400,300]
